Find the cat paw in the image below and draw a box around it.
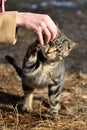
[22,105,33,113]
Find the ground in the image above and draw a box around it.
[0,0,87,130]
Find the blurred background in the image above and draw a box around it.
[0,0,87,72]
[2,0,86,73]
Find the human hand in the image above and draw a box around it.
[16,12,57,45]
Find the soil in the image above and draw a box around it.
[0,0,87,130]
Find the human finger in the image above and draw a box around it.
[41,23,52,43]
[43,15,57,40]
[35,27,44,45]
[47,23,57,41]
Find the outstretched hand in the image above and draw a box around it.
[16,12,57,45]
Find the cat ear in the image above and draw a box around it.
[69,42,78,51]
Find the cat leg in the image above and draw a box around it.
[48,81,63,116]
[22,89,34,112]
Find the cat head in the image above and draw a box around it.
[39,31,78,61]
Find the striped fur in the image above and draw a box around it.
[5,30,77,118]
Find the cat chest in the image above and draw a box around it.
[23,61,64,88]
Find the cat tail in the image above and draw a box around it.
[5,55,22,78]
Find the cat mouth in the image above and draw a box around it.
[46,48,57,54]
[39,47,57,61]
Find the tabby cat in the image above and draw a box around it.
[5,30,77,118]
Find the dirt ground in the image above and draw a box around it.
[0,0,87,130]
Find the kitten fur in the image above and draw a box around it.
[5,30,77,118]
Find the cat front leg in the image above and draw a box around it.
[48,81,63,117]
[22,90,34,112]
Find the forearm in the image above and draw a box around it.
[0,11,17,44]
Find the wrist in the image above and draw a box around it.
[16,12,24,27]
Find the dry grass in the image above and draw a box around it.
[0,72,87,130]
